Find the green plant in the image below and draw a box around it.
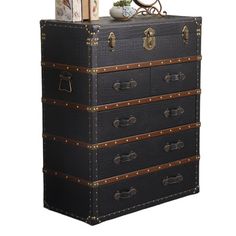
[113,0,132,7]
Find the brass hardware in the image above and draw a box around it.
[182,25,190,44]
[143,27,156,50]
[108,32,116,51]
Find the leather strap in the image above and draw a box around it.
[43,122,201,149]
[43,155,200,187]
[41,55,202,74]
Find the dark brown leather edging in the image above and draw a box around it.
[42,89,201,112]
[41,55,202,74]
[43,122,201,149]
[43,155,200,187]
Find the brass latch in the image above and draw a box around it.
[108,32,116,51]
[182,25,189,44]
[143,27,156,51]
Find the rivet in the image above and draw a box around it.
[170,60,172,63]
[66,103,68,106]
[127,103,130,105]
[160,131,163,134]
[169,164,172,167]
[161,61,164,64]
[170,95,172,98]
[53,101,56,104]
[103,68,106,71]
[150,62,152,66]
[188,125,191,128]
[126,175,129,178]
[115,141,117,144]
[126,139,129,142]
[160,96,163,99]
[53,137,56,141]
[116,67,118,70]
[136,172,139,175]
[170,129,173,132]
[104,180,107,183]
[76,68,79,71]
[188,57,191,61]
[138,64,141,67]
[65,140,68,143]
[138,100,141,103]
[158,166,161,169]
[55,172,58,175]
[105,144,107,146]
[116,177,119,180]
[178,59,181,62]
[149,99,152,102]
[127,66,129,68]
[188,159,191,162]
[136,137,139,140]
[147,169,150,172]
[116,104,119,107]
[105,106,108,109]
[188,92,191,95]
[178,93,181,96]
[78,179,80,183]
[148,134,151,137]
[53,64,56,67]
[179,161,182,164]
[76,105,79,108]
[179,127,182,130]
[67,66,69,70]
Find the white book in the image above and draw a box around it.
[90,0,99,21]
[56,0,82,22]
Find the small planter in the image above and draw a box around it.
[110,4,136,21]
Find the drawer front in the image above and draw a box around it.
[97,95,199,142]
[151,62,200,95]
[98,161,199,217]
[42,68,90,104]
[97,128,199,179]
[97,68,149,104]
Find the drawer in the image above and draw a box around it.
[97,68,149,104]
[97,161,199,217]
[151,62,200,95]
[97,95,199,142]
[97,128,199,179]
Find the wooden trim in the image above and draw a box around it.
[43,155,200,187]
[43,122,201,149]
[42,89,201,112]
[41,55,202,74]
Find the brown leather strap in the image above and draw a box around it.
[42,89,201,112]
[43,122,200,149]
[43,155,200,187]
[42,55,202,74]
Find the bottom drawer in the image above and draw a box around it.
[98,161,199,217]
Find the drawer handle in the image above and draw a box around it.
[114,188,137,200]
[113,116,137,128]
[113,79,137,92]
[164,140,184,152]
[164,72,186,83]
[113,151,137,165]
[162,174,184,186]
[164,107,184,118]
[58,73,72,93]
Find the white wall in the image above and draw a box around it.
[0,0,235,235]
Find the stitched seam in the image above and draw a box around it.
[98,187,197,220]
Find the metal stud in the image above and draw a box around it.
[65,140,68,143]
[150,62,152,66]
[76,143,79,146]
[126,175,129,178]
[136,172,139,175]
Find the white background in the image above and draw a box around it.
[0,0,235,235]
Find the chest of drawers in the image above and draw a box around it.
[41,15,202,225]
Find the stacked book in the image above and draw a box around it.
[56,0,99,21]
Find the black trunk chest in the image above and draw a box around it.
[41,15,202,225]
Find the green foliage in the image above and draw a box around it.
[113,0,132,7]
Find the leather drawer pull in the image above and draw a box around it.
[113,151,137,165]
[164,107,184,118]
[113,116,137,128]
[58,72,72,93]
[113,80,137,91]
[164,140,184,152]
[164,72,186,83]
[114,188,137,200]
[162,174,184,186]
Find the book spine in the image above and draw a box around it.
[90,0,99,20]
[72,0,82,21]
